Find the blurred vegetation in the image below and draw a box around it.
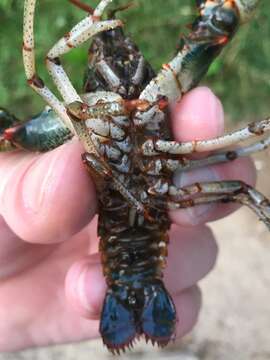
[0,0,269,122]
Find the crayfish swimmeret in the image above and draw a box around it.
[0,0,269,354]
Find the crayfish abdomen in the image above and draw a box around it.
[99,225,176,350]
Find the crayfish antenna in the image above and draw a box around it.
[68,0,94,14]
[108,2,136,19]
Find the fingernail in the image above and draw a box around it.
[173,167,220,223]
[77,265,94,313]
[22,144,68,213]
[77,261,105,317]
[191,87,224,135]
[173,87,224,141]
[206,88,224,136]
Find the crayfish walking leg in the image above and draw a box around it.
[167,182,270,230]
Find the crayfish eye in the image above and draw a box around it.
[212,7,239,34]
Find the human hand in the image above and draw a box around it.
[0,87,255,352]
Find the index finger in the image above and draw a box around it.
[0,140,97,244]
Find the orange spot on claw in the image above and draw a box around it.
[4,127,17,141]
[217,36,229,45]
[162,63,171,71]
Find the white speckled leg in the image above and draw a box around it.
[174,135,270,172]
[130,134,270,179]
[83,153,145,215]
[23,0,121,134]
[46,17,122,104]
[23,0,123,155]
[141,118,270,155]
[139,53,187,104]
[23,0,73,131]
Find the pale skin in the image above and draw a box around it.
[0,87,256,352]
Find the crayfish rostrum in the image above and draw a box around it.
[0,0,269,354]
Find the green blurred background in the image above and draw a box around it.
[0,0,269,122]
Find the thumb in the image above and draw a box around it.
[172,86,224,141]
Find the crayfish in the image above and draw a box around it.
[0,0,269,354]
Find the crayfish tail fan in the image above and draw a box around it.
[141,281,177,346]
[100,289,137,353]
[100,281,176,352]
